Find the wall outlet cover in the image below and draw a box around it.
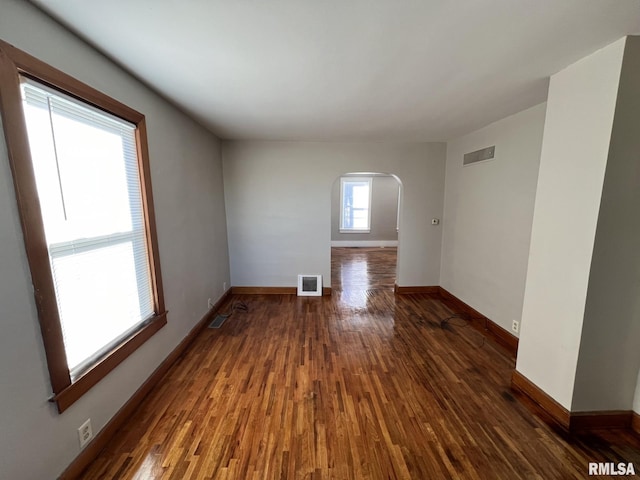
[78,419,93,448]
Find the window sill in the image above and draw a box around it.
[51,311,167,413]
[339,229,371,234]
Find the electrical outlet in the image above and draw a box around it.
[208,298,214,310]
[512,320,520,334]
[78,419,92,449]
[223,282,227,292]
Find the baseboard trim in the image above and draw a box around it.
[438,287,519,358]
[511,370,570,432]
[570,411,633,433]
[331,240,398,247]
[394,285,440,294]
[231,286,332,296]
[511,371,638,434]
[58,288,232,480]
[232,286,297,295]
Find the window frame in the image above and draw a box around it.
[339,176,373,233]
[0,40,167,413]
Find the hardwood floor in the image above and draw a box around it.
[331,247,397,291]
[79,249,640,479]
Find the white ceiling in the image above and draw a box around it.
[30,0,640,141]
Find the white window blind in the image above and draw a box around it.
[21,78,154,379]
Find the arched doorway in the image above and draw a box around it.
[330,173,403,300]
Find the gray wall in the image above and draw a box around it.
[516,38,626,409]
[441,103,546,334]
[571,37,640,412]
[331,175,399,242]
[0,1,230,478]
[222,141,445,289]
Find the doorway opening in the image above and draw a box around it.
[330,173,402,297]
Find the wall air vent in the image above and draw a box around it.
[297,274,322,296]
[464,145,495,166]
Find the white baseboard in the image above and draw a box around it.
[331,240,399,247]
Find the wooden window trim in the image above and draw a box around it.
[0,39,167,413]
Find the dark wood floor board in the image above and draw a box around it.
[77,249,640,479]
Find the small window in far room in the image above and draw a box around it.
[340,177,372,233]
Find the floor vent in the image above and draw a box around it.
[208,314,230,328]
[297,275,322,296]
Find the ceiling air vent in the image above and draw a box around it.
[464,145,495,166]
[297,275,322,296]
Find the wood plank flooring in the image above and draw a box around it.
[79,249,640,479]
[331,247,396,291]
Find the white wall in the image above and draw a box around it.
[571,37,640,412]
[331,175,399,243]
[0,1,230,478]
[222,141,445,288]
[440,104,546,334]
[515,38,626,410]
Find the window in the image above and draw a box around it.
[0,40,166,412]
[22,79,156,378]
[340,177,372,232]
